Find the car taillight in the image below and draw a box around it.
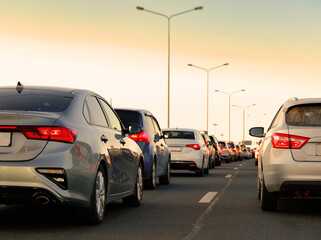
[129,131,150,144]
[238,150,242,154]
[222,147,228,151]
[271,133,309,149]
[22,126,77,143]
[186,144,201,150]
[0,126,77,143]
[204,140,208,147]
[232,147,236,152]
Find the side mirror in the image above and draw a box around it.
[128,123,143,134]
[249,127,264,138]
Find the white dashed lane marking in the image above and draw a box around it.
[199,192,218,203]
[225,174,233,179]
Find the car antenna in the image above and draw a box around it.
[16,81,24,94]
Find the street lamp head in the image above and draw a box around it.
[136,6,144,11]
[187,64,193,66]
[241,89,245,91]
[214,90,219,92]
[194,6,204,10]
[223,63,229,66]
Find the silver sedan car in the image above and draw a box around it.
[0,84,144,224]
[250,97,321,211]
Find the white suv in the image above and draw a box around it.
[250,97,321,211]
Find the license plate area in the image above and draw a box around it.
[169,146,182,152]
[0,132,12,147]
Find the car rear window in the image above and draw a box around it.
[286,104,321,126]
[163,131,195,139]
[219,141,226,147]
[0,95,72,112]
[115,110,143,128]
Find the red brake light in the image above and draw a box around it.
[129,131,150,144]
[21,126,77,143]
[239,150,242,154]
[232,147,236,152]
[222,147,228,151]
[271,133,309,149]
[186,144,201,150]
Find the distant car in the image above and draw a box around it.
[235,144,242,161]
[227,141,238,161]
[115,109,171,189]
[250,97,321,211]
[209,135,222,166]
[240,146,249,159]
[0,84,144,225]
[218,141,232,163]
[201,132,216,168]
[246,147,253,158]
[162,128,209,176]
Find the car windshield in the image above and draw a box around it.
[163,131,195,139]
[0,94,72,112]
[286,104,321,126]
[115,110,143,128]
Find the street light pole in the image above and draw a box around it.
[215,89,245,141]
[233,104,256,144]
[187,63,228,132]
[136,6,203,128]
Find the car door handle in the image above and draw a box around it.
[120,139,126,145]
[101,135,108,143]
[161,143,164,147]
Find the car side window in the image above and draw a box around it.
[268,106,284,131]
[86,96,108,128]
[83,100,92,124]
[146,116,156,134]
[151,117,162,136]
[99,99,122,131]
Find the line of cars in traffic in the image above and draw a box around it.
[0,83,254,224]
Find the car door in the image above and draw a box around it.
[151,116,167,175]
[85,95,123,195]
[98,98,137,193]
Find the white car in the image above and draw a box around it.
[162,128,209,176]
[250,97,321,211]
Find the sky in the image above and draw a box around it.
[0,0,321,144]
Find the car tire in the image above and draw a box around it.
[87,165,106,225]
[159,159,170,185]
[123,161,143,206]
[261,178,278,211]
[195,159,205,177]
[204,160,209,175]
[257,178,261,200]
[144,159,156,190]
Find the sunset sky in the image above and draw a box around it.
[0,0,320,143]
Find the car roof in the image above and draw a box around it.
[114,108,152,116]
[284,97,321,109]
[162,128,198,132]
[0,85,83,96]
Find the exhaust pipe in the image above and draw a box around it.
[33,192,51,205]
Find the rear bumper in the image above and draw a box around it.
[171,161,199,171]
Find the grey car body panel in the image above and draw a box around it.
[0,86,143,208]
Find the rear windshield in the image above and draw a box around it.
[163,131,195,139]
[115,110,143,128]
[219,141,226,147]
[0,95,72,112]
[286,104,321,126]
[228,142,235,148]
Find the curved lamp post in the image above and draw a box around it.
[187,63,229,132]
[232,104,256,144]
[215,89,245,141]
[136,6,203,128]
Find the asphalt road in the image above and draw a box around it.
[1,159,321,240]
